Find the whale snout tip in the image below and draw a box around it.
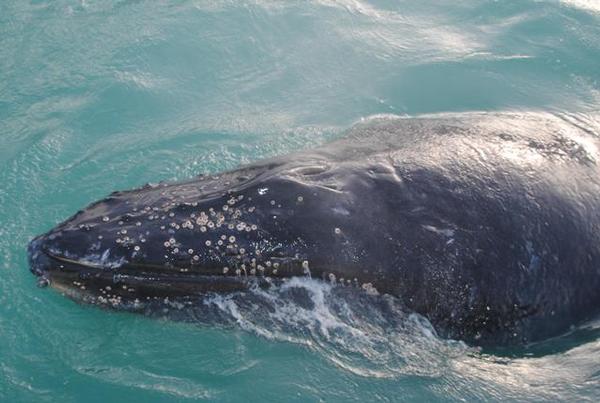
[27,237,57,288]
[27,229,89,278]
[27,236,48,277]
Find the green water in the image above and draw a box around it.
[2,1,600,401]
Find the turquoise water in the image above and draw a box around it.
[2,0,600,401]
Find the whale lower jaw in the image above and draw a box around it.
[31,250,270,307]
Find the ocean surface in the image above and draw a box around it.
[2,1,600,401]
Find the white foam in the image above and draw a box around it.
[201,277,471,378]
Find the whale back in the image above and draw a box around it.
[266,113,600,344]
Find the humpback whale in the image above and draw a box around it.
[28,113,600,346]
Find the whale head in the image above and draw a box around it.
[27,160,369,307]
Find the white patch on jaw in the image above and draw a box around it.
[61,248,126,270]
[100,249,110,264]
[422,225,455,238]
[331,207,350,216]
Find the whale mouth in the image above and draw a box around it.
[28,238,271,306]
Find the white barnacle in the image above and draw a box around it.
[229,236,236,243]
[200,226,207,232]
[164,241,170,247]
[169,212,175,217]
[334,227,341,235]
[223,266,229,274]
[118,221,124,226]
[205,240,212,247]
[136,222,141,227]
[188,248,194,255]
[169,238,176,245]
[361,282,379,296]
[302,260,311,277]
[297,196,303,202]
[193,255,200,261]
[173,247,179,253]
[251,224,257,231]
[134,246,140,252]
[220,235,227,241]
[196,214,208,226]
[248,206,255,213]
[270,200,275,205]
[239,248,246,254]
[250,268,256,275]
[217,240,223,246]
[102,216,110,222]
[328,273,336,283]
